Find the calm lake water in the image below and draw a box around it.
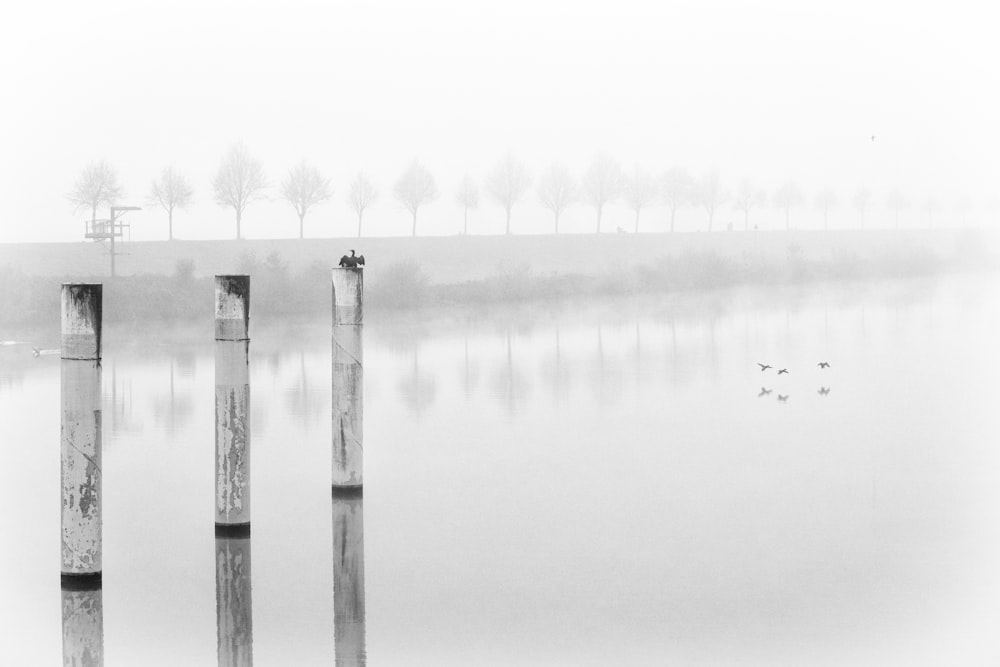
[2,273,1000,665]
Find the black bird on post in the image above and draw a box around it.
[338,249,366,268]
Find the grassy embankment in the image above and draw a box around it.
[0,229,993,328]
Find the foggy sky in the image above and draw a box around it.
[1,0,996,243]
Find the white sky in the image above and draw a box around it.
[0,0,997,242]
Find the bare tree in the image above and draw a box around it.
[537,164,576,233]
[853,187,872,229]
[394,160,438,236]
[582,153,624,233]
[213,142,268,239]
[886,190,910,229]
[348,173,378,237]
[815,189,838,230]
[695,169,726,231]
[921,196,939,228]
[955,194,973,226]
[772,180,803,230]
[622,166,658,233]
[661,167,694,232]
[732,179,766,231]
[68,160,124,228]
[455,175,480,235]
[148,166,193,241]
[984,195,1000,222]
[280,160,332,239]
[485,153,532,235]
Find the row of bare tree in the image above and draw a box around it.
[67,144,986,240]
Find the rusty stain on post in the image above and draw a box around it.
[216,276,251,528]
[61,284,102,582]
[61,586,104,667]
[332,268,363,488]
[215,275,250,341]
[216,535,253,667]
[333,494,366,667]
[61,284,102,360]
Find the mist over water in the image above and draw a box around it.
[2,273,998,664]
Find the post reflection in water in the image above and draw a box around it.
[333,492,366,667]
[216,536,253,667]
[61,584,104,667]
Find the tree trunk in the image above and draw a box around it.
[634,209,640,234]
[505,207,511,235]
[412,210,417,237]
[168,208,174,241]
[358,210,364,238]
[670,207,676,233]
[595,206,602,234]
[463,208,468,235]
[554,211,560,234]
[708,210,714,232]
[744,210,749,231]
[299,212,305,239]
[236,209,242,240]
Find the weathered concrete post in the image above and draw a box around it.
[215,276,251,533]
[216,535,253,667]
[333,495,366,666]
[61,284,103,585]
[61,585,104,667]
[332,268,363,489]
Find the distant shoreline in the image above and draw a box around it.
[1,229,994,329]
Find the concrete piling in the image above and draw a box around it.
[61,585,104,667]
[332,268,363,489]
[61,284,103,583]
[215,276,251,532]
[216,535,254,667]
[333,494,366,666]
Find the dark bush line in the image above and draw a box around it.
[0,246,991,328]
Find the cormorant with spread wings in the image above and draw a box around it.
[338,249,366,268]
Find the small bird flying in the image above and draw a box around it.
[777,394,789,402]
[757,363,772,372]
[818,362,830,369]
[777,368,789,375]
[818,387,831,395]
[758,387,772,398]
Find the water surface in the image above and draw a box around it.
[2,274,999,665]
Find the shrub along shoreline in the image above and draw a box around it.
[0,241,992,330]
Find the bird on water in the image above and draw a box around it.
[757,363,772,372]
[338,249,366,268]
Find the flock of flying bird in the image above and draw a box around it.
[756,361,831,402]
